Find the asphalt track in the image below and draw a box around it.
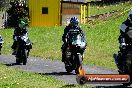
[0,55,131,88]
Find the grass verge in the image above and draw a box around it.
[90,1,132,16]
[0,64,90,88]
[0,12,127,69]
[0,2,131,69]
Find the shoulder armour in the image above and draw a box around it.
[120,24,128,32]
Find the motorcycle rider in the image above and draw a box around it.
[11,19,29,55]
[61,17,86,62]
[114,10,132,73]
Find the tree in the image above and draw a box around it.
[0,0,10,10]
[6,0,29,27]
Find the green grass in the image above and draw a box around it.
[0,27,64,59]
[0,64,90,88]
[90,1,132,16]
[82,13,128,68]
[0,2,131,88]
[0,12,128,69]
[29,26,64,59]
[0,2,131,69]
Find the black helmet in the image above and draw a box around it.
[18,18,28,28]
[18,20,26,28]
[70,17,79,26]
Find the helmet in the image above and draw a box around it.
[18,20,26,29]
[70,17,79,26]
[128,10,132,21]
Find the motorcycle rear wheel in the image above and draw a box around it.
[65,66,73,73]
[16,50,22,65]
[22,49,28,65]
[16,57,21,65]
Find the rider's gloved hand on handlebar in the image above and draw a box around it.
[120,43,126,50]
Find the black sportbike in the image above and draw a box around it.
[14,35,32,65]
[63,29,86,74]
[114,44,132,86]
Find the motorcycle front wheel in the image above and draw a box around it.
[122,63,132,86]
[75,54,82,74]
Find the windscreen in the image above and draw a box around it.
[67,30,85,46]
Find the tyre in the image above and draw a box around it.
[16,57,21,65]
[16,49,21,64]
[22,49,28,65]
[75,54,82,74]
[65,65,73,73]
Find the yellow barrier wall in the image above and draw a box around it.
[28,0,60,26]
[80,4,87,24]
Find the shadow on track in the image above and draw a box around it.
[59,84,77,88]
[36,72,76,76]
[3,63,21,66]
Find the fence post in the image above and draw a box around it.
[80,4,83,24]
[88,2,90,18]
[83,5,86,24]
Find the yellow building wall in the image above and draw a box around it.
[28,0,61,26]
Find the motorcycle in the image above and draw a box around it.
[113,44,132,86]
[0,35,4,55]
[63,29,86,74]
[14,35,32,65]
